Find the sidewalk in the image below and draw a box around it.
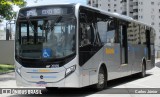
[155,58,160,63]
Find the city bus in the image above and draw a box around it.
[15,3,155,90]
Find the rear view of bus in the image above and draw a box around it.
[15,4,79,88]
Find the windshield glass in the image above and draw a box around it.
[15,15,76,59]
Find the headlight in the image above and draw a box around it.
[65,65,76,77]
[16,67,21,76]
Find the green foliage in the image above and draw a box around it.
[0,0,27,22]
[0,64,14,73]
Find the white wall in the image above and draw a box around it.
[0,40,14,65]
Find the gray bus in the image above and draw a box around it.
[15,3,155,91]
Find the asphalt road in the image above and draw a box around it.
[1,59,160,97]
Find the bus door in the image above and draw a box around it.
[120,25,128,64]
[146,30,151,60]
[119,24,130,76]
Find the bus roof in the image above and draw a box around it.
[21,3,76,9]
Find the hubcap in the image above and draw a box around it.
[98,73,104,85]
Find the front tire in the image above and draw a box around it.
[94,67,107,91]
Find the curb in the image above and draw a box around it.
[0,70,14,75]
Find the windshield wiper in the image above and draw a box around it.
[19,14,37,34]
[27,17,37,34]
[44,15,62,32]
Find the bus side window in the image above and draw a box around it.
[106,20,117,43]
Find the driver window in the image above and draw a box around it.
[79,10,95,49]
[21,23,27,44]
[79,23,92,47]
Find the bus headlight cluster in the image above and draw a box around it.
[16,67,21,76]
[65,65,76,77]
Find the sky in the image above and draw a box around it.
[0,0,87,30]
[26,0,86,6]
[13,0,86,11]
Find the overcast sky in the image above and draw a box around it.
[26,0,86,6]
[13,0,86,12]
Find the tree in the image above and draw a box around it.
[0,0,27,22]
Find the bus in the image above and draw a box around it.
[15,3,155,90]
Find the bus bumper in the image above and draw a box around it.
[15,70,80,88]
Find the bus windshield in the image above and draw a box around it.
[15,15,76,59]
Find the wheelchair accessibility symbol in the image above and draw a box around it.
[42,48,52,58]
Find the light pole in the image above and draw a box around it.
[6,20,15,40]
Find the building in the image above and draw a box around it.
[87,0,98,7]
[87,0,124,14]
[137,0,160,54]
[87,0,160,56]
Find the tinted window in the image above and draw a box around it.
[97,15,119,44]
[127,22,141,44]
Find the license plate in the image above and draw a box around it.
[36,81,47,87]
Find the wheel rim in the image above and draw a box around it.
[97,72,105,89]
[98,73,104,85]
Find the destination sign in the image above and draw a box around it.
[41,8,62,15]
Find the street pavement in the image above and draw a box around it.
[0,59,160,97]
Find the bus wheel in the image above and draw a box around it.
[46,87,58,91]
[139,62,146,78]
[94,67,107,91]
